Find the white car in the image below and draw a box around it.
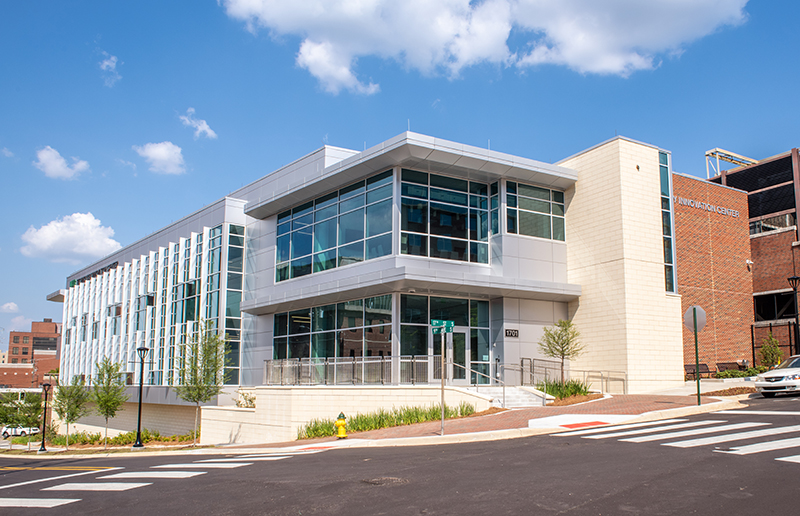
[1,425,41,439]
[755,355,800,398]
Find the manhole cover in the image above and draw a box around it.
[362,477,408,486]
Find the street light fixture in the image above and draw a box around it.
[38,383,51,453]
[132,346,148,449]
[788,276,800,357]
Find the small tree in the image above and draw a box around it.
[174,320,226,446]
[0,392,19,450]
[538,319,584,383]
[92,357,129,449]
[53,375,91,450]
[760,332,783,367]
[17,393,43,451]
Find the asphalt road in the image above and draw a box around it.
[2,395,800,515]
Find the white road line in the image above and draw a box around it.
[0,498,81,508]
[715,436,800,455]
[241,450,325,457]
[555,419,688,437]
[0,467,124,491]
[620,422,768,443]
[664,424,800,448]
[43,482,151,492]
[583,421,726,440]
[714,410,800,416]
[775,455,800,464]
[197,457,290,462]
[99,471,206,479]
[152,463,252,469]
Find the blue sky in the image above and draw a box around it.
[1,0,797,348]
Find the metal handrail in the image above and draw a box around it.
[451,362,506,408]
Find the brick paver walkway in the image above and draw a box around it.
[233,394,719,448]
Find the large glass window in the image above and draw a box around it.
[275,170,393,282]
[506,182,565,241]
[273,294,392,359]
[659,152,676,293]
[399,294,490,358]
[400,170,490,264]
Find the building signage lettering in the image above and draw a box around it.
[673,196,739,218]
[505,329,519,338]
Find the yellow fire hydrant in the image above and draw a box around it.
[335,412,347,439]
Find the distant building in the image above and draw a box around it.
[1,319,61,388]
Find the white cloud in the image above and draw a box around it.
[222,0,748,92]
[132,141,185,175]
[99,51,122,87]
[20,213,122,265]
[0,302,19,313]
[33,146,90,180]
[1,147,13,158]
[179,108,218,139]
[9,315,32,332]
[116,159,137,170]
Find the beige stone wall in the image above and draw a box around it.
[561,138,684,393]
[52,401,197,438]
[200,385,492,445]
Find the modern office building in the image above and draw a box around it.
[51,131,693,425]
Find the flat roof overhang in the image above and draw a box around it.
[245,132,577,220]
[46,289,66,303]
[241,261,581,316]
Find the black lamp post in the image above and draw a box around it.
[38,383,51,453]
[132,346,148,449]
[789,276,800,357]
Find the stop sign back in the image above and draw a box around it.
[683,305,706,332]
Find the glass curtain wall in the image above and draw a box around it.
[273,294,392,360]
[275,170,393,282]
[506,182,565,241]
[400,170,491,263]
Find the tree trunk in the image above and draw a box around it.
[560,358,565,383]
[104,418,109,450]
[66,422,70,450]
[194,402,199,447]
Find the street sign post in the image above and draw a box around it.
[431,319,455,435]
[683,305,707,406]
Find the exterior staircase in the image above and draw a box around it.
[465,386,549,408]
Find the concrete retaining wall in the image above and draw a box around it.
[199,385,492,445]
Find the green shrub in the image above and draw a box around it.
[760,333,783,366]
[19,428,198,447]
[715,366,769,379]
[536,378,590,399]
[297,402,476,439]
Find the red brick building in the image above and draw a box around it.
[672,173,753,368]
[1,319,61,388]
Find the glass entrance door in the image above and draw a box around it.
[431,327,469,384]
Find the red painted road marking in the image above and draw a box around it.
[561,421,608,429]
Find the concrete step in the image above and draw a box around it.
[464,386,547,408]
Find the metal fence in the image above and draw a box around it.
[264,355,626,393]
[514,358,628,394]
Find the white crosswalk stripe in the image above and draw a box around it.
[197,456,290,462]
[0,498,81,508]
[664,424,800,448]
[152,462,252,469]
[99,471,206,479]
[620,422,768,443]
[582,420,726,439]
[43,482,151,491]
[715,436,800,456]
[555,419,688,437]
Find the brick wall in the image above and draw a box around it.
[672,174,753,369]
[751,228,797,293]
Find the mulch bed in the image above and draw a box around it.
[548,393,604,406]
[702,387,757,397]
[465,407,508,417]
